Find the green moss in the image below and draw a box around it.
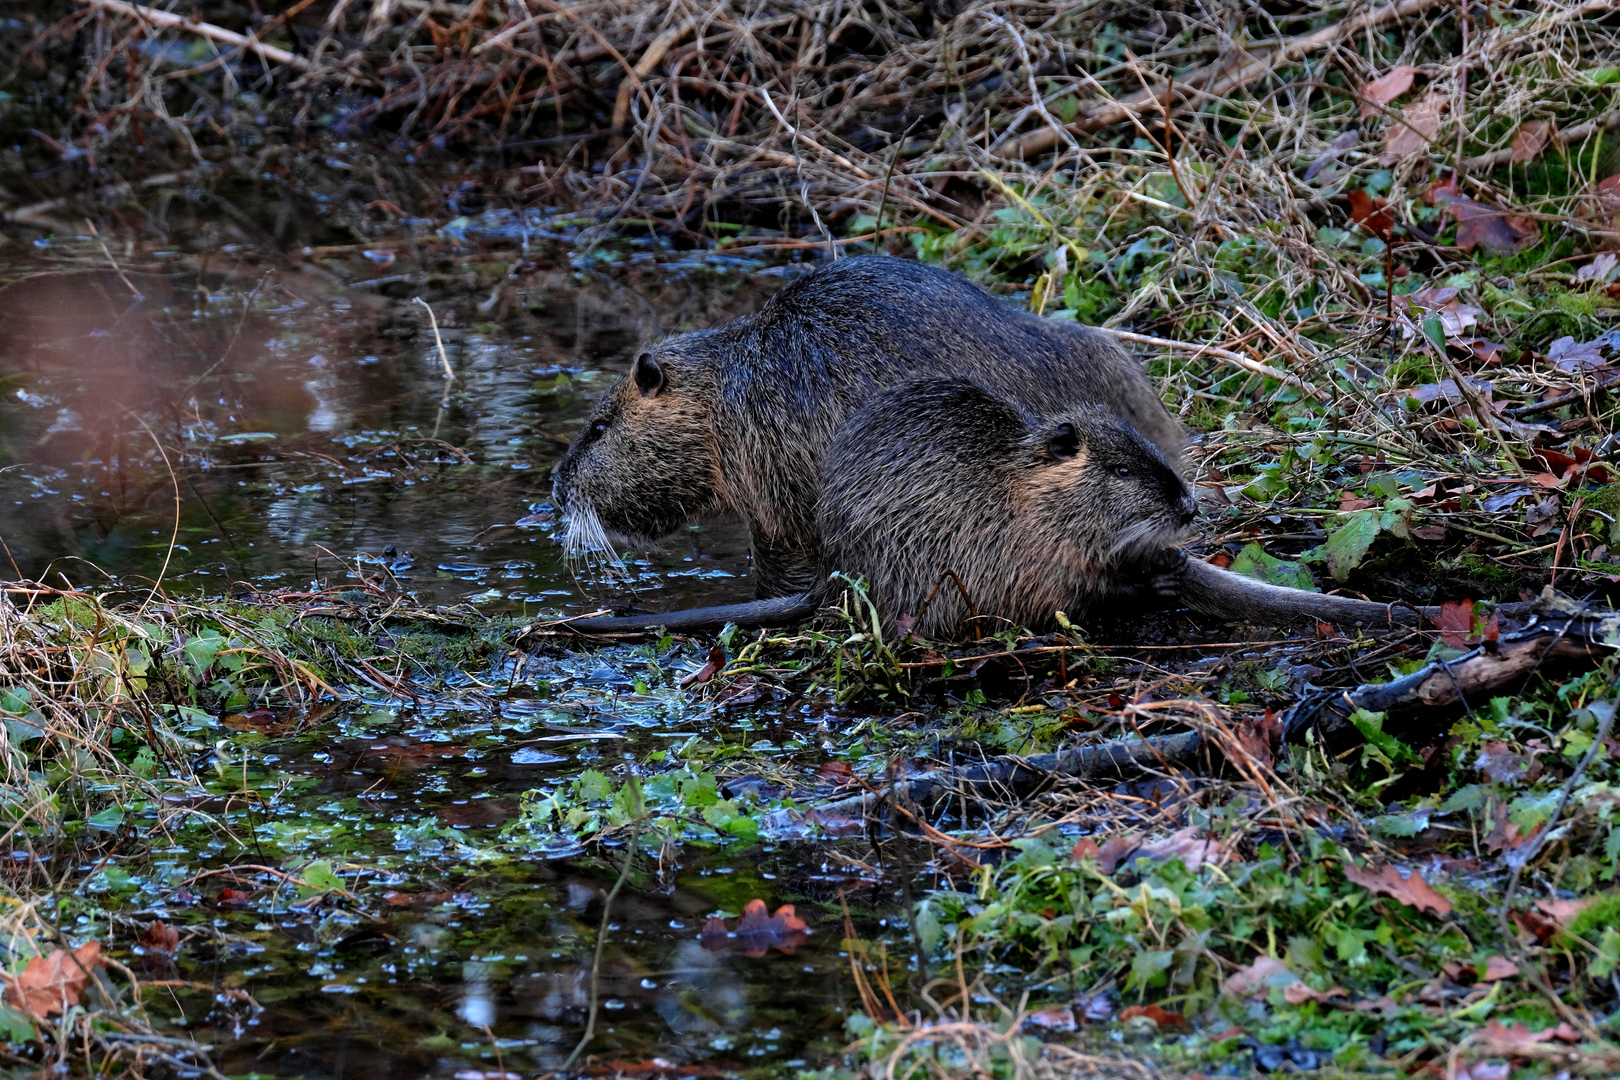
[1454,552,1522,594]
[1560,893,1620,948]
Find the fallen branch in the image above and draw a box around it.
[999,0,1450,161]
[1505,369,1620,418]
[1464,110,1620,173]
[1283,593,1620,745]
[812,732,1205,821]
[611,17,697,132]
[2,169,192,223]
[77,0,315,72]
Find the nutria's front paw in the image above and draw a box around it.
[1148,549,1189,599]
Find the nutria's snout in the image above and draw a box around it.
[1176,491,1199,527]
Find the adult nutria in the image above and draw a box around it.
[552,381,1450,636]
[550,255,1184,599]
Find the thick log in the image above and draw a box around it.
[1284,597,1620,744]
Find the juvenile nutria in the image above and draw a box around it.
[812,378,1428,637]
[550,255,1184,599]
[552,381,1445,636]
[812,378,1195,638]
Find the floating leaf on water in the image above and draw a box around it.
[216,887,255,910]
[730,899,809,957]
[510,747,567,765]
[300,860,345,897]
[139,920,179,957]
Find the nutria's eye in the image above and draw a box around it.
[1046,423,1079,460]
[590,419,610,436]
[1115,465,1131,478]
[634,352,665,398]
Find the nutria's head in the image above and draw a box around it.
[1021,405,1197,566]
[550,339,725,552]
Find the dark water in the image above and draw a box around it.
[0,225,905,1077]
[0,225,779,610]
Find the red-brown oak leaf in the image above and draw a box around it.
[138,920,179,957]
[1359,65,1418,116]
[2,941,103,1021]
[1342,861,1452,916]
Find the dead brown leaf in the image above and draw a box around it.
[1223,955,1292,998]
[1453,1064,1510,1080]
[1478,954,1519,982]
[1342,861,1452,916]
[1281,981,1348,1005]
[1597,174,1620,219]
[680,644,727,687]
[1533,896,1596,929]
[1577,253,1618,284]
[1347,189,1393,240]
[1133,827,1234,872]
[1360,65,1418,116]
[1407,284,1485,337]
[1339,492,1376,511]
[1022,1006,1077,1031]
[1510,120,1553,163]
[138,920,179,957]
[1475,740,1534,784]
[2,941,103,1020]
[1074,832,1143,874]
[1304,127,1359,182]
[1118,1003,1184,1028]
[1429,599,1498,651]
[1479,1019,1558,1055]
[1484,801,1541,855]
[1234,708,1282,769]
[701,899,809,957]
[1448,197,1540,254]
[1380,92,1447,164]
[816,761,855,785]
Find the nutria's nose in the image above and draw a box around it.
[1178,494,1198,526]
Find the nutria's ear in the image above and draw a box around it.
[633,352,665,398]
[1046,422,1080,460]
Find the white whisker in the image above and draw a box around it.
[560,500,629,580]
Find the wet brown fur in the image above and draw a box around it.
[551,382,1457,637]
[550,255,1185,599]
[813,378,1197,638]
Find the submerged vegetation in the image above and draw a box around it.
[5,0,1620,1077]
